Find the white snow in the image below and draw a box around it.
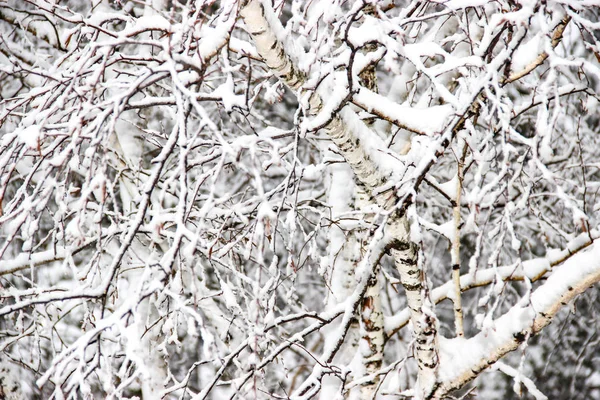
[511,34,543,72]
[120,15,172,37]
[437,174,459,199]
[302,164,325,181]
[438,240,600,384]
[219,278,239,310]
[16,125,42,149]
[211,76,245,112]
[354,87,453,135]
[419,217,454,240]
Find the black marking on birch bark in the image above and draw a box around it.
[405,267,420,276]
[364,359,383,368]
[513,331,526,343]
[390,240,411,251]
[402,282,422,291]
[421,361,438,368]
[397,257,417,266]
[284,70,301,87]
[424,382,443,400]
[452,263,460,270]
[257,1,265,15]
[286,75,299,87]
[277,48,286,63]
[336,139,354,153]
[409,305,421,312]
[366,275,378,286]
[416,346,436,354]
[250,28,267,36]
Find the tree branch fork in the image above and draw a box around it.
[238,1,597,398]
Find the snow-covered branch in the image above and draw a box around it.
[434,239,600,398]
[1,1,599,399]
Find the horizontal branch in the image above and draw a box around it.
[352,87,454,136]
[504,16,571,84]
[432,238,600,398]
[385,232,596,337]
[0,248,66,276]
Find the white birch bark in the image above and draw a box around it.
[240,1,438,396]
[432,240,600,399]
[0,356,23,400]
[358,271,385,399]
[320,163,362,399]
[357,36,387,399]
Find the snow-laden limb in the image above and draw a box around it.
[291,227,389,399]
[432,239,600,398]
[0,248,67,276]
[385,232,596,337]
[353,87,454,136]
[240,1,438,395]
[505,15,571,84]
[239,0,305,90]
[493,362,548,400]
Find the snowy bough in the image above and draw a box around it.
[0,0,599,399]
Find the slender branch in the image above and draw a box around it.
[431,239,600,399]
[240,2,438,395]
[504,16,571,84]
[451,141,467,338]
[0,5,64,50]
[385,232,596,338]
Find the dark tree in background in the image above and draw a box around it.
[0,0,599,399]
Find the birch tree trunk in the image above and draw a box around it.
[1,1,599,399]
[240,1,439,396]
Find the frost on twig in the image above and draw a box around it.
[1,1,599,399]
